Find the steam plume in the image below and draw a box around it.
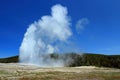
[19,4,72,66]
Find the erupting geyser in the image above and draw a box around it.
[19,4,72,67]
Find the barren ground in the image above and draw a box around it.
[0,63,120,80]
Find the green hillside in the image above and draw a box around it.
[0,56,18,63]
[69,53,120,68]
[0,53,120,68]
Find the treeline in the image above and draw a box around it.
[0,53,120,68]
[50,53,120,68]
[0,56,18,63]
[68,53,120,69]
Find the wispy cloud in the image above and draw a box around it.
[76,18,89,34]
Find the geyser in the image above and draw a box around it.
[19,4,72,67]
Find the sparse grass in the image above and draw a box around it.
[0,65,120,80]
[0,70,9,74]
[11,71,120,80]
[0,70,6,74]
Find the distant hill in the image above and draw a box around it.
[0,56,18,63]
[69,53,120,69]
[0,53,120,68]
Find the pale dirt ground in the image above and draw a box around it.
[0,63,120,80]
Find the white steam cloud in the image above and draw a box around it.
[19,4,89,67]
[19,4,72,67]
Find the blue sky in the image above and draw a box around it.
[0,0,120,58]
